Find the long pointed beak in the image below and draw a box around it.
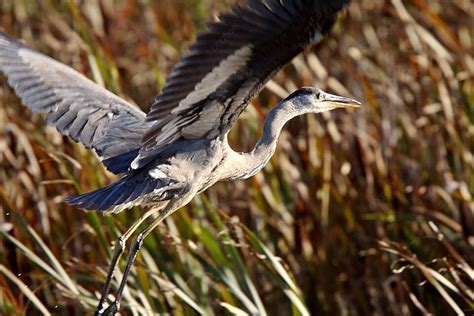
[322,92,361,109]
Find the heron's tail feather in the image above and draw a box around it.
[65,173,177,213]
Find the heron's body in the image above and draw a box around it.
[79,89,352,214]
[0,0,357,313]
[81,137,248,214]
[81,137,224,213]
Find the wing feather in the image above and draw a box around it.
[0,32,152,173]
[137,0,350,167]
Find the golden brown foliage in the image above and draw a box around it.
[0,0,473,315]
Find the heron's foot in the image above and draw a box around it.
[93,296,108,315]
[95,301,120,316]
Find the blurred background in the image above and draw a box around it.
[0,0,473,315]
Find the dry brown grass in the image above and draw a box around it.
[0,0,473,315]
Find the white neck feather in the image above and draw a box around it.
[221,99,313,181]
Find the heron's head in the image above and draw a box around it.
[286,87,361,114]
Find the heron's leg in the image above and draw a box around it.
[95,207,159,315]
[101,203,178,315]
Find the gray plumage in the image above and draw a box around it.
[137,0,352,166]
[0,34,151,167]
[0,0,357,314]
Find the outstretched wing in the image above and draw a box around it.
[138,0,350,164]
[0,32,150,172]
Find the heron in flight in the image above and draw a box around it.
[0,0,357,314]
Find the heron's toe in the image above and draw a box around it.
[101,301,120,316]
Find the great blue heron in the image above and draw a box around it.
[0,0,358,314]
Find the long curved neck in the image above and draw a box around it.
[222,100,305,181]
